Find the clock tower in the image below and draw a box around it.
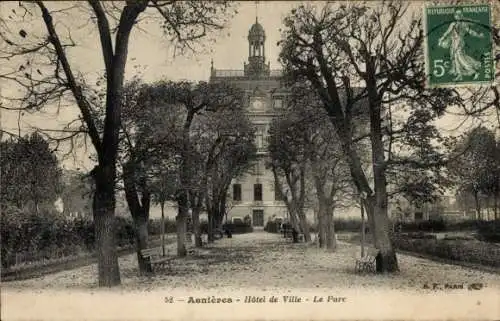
[244,18,270,78]
[208,17,315,229]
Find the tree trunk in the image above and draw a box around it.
[93,166,121,287]
[207,210,214,243]
[134,214,152,275]
[494,191,498,220]
[474,190,481,220]
[313,176,326,248]
[290,211,300,238]
[189,191,204,248]
[176,214,187,257]
[176,190,188,257]
[218,196,227,227]
[137,189,151,274]
[160,201,166,256]
[369,172,397,273]
[297,209,311,242]
[192,205,202,247]
[175,108,196,256]
[360,200,366,257]
[317,205,326,248]
[325,205,336,251]
[123,161,152,274]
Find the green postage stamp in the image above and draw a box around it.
[424,3,494,87]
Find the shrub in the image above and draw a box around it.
[264,221,280,233]
[194,220,253,235]
[222,221,253,234]
[446,220,479,231]
[309,219,363,233]
[334,219,363,232]
[402,232,437,239]
[476,220,500,243]
[398,218,446,232]
[148,218,176,235]
[114,217,136,247]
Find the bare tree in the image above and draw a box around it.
[189,107,256,246]
[143,81,243,256]
[269,83,357,249]
[268,113,313,242]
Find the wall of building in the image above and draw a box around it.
[209,67,294,227]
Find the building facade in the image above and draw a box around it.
[209,19,292,228]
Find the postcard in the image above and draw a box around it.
[1,1,499,320]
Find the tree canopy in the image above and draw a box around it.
[0,132,62,212]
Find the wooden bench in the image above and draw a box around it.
[283,228,306,242]
[140,248,175,272]
[355,249,378,273]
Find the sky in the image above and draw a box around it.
[0,0,498,173]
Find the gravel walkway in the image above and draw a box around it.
[3,231,500,292]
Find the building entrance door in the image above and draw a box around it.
[252,209,264,227]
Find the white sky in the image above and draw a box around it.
[0,1,497,172]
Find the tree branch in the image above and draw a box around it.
[35,1,102,156]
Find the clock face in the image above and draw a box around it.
[252,99,264,110]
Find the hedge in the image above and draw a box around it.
[392,236,500,268]
[0,207,141,269]
[148,218,177,235]
[396,219,446,232]
[0,207,177,269]
[221,222,253,234]
[476,220,500,243]
[396,219,500,238]
[265,218,364,234]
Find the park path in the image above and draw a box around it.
[3,231,500,292]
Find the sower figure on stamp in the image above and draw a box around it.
[438,9,485,81]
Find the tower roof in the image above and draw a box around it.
[248,18,265,39]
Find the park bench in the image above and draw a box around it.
[355,249,378,273]
[140,248,175,272]
[283,227,306,243]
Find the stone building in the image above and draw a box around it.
[209,19,309,228]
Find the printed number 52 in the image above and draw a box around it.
[433,60,449,77]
